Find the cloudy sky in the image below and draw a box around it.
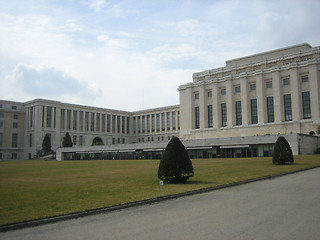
[1,0,319,111]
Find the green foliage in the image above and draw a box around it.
[314,147,320,154]
[272,136,294,165]
[158,137,194,183]
[62,132,73,147]
[317,125,320,134]
[42,133,52,154]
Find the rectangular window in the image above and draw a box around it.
[146,115,150,132]
[30,133,33,147]
[79,136,83,146]
[67,110,72,130]
[107,114,110,132]
[0,113,3,118]
[167,112,171,130]
[73,110,78,130]
[127,117,130,134]
[208,105,213,128]
[161,113,165,131]
[73,135,77,145]
[283,78,290,86]
[302,92,311,119]
[250,83,256,91]
[12,153,17,159]
[137,116,141,133]
[250,99,258,124]
[13,114,18,119]
[42,106,45,128]
[102,114,106,132]
[172,112,176,130]
[235,101,242,126]
[122,116,126,133]
[13,122,18,128]
[0,121,3,128]
[142,116,145,133]
[112,115,116,133]
[301,75,309,83]
[266,82,272,89]
[195,107,200,129]
[194,92,199,100]
[235,86,241,93]
[221,88,226,96]
[79,111,84,131]
[91,113,95,131]
[61,109,65,129]
[30,107,34,128]
[267,97,274,123]
[284,94,292,121]
[221,103,227,127]
[96,113,100,132]
[133,117,136,134]
[151,114,155,132]
[12,133,18,147]
[156,114,160,132]
[85,112,89,131]
[208,91,212,98]
[117,116,121,133]
[47,106,52,128]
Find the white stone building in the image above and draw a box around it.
[1,43,319,160]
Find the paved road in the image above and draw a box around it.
[1,168,320,240]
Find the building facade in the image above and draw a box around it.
[179,43,320,140]
[1,43,319,160]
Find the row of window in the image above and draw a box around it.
[194,75,309,99]
[195,91,311,128]
[29,106,180,136]
[133,111,180,134]
[138,135,176,143]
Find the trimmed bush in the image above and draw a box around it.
[272,136,294,165]
[42,133,52,155]
[158,137,194,183]
[62,132,73,147]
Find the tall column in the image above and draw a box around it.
[226,79,233,127]
[309,64,320,123]
[256,74,265,124]
[179,85,193,137]
[290,67,301,121]
[212,83,219,129]
[273,71,283,123]
[199,85,206,129]
[240,77,249,126]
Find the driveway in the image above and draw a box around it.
[1,168,320,240]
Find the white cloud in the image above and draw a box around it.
[1,63,101,105]
[86,0,109,11]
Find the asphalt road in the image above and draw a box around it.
[1,168,320,240]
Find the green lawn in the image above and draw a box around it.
[0,155,319,225]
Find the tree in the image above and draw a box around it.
[272,136,294,165]
[42,133,52,155]
[158,136,194,183]
[62,132,73,147]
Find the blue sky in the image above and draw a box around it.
[1,0,320,111]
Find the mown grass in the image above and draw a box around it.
[0,155,319,225]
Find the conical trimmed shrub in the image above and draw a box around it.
[62,132,73,147]
[158,137,194,183]
[272,136,294,165]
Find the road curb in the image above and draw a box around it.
[1,165,319,232]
